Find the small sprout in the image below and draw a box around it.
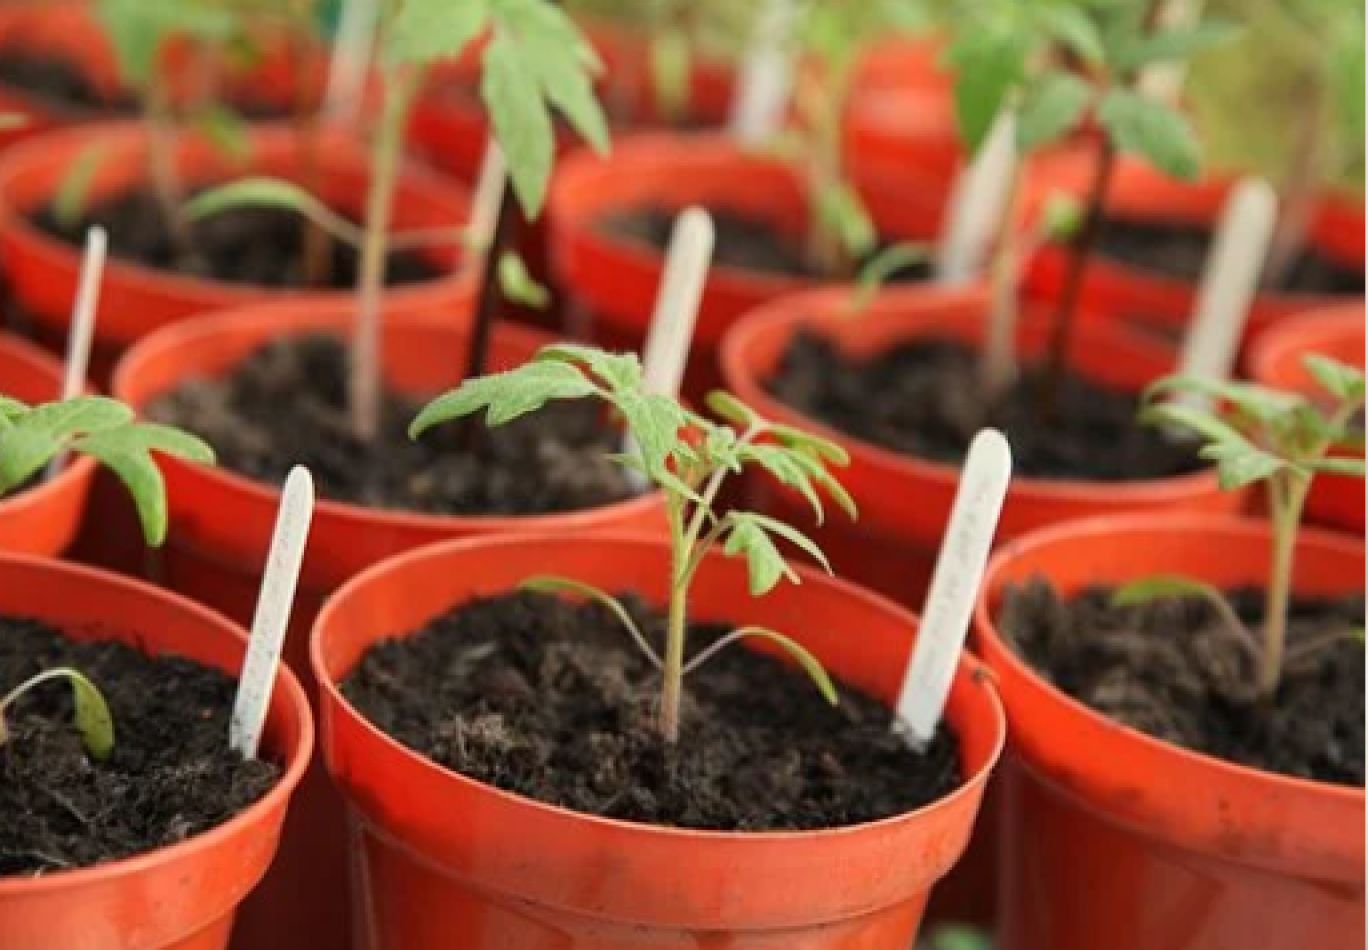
[0,667,115,761]
[413,344,856,744]
[0,394,215,545]
[1119,356,1366,696]
[849,241,931,312]
[497,251,551,310]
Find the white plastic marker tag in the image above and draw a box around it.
[46,226,107,480]
[936,112,1018,285]
[470,143,509,254]
[899,430,1012,748]
[728,0,797,144]
[623,207,715,487]
[1139,0,1206,106]
[1176,178,1278,406]
[230,466,315,760]
[323,0,379,125]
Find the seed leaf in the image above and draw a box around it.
[185,178,363,246]
[688,625,838,706]
[519,576,661,667]
[69,669,115,761]
[497,251,551,308]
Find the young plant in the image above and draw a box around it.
[410,343,856,744]
[189,0,610,442]
[0,393,215,760]
[1114,356,1366,698]
[944,0,1233,397]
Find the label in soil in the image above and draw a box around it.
[899,429,1012,747]
[937,113,1017,285]
[230,466,315,759]
[729,0,797,143]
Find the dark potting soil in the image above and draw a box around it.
[32,189,444,290]
[601,205,933,282]
[0,616,280,876]
[0,48,137,114]
[1092,217,1366,296]
[342,590,961,831]
[147,334,636,516]
[768,331,1203,482]
[998,580,1366,786]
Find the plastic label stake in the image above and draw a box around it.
[936,112,1018,285]
[470,144,509,254]
[899,430,1012,748]
[1177,178,1278,404]
[324,0,378,124]
[624,207,715,487]
[230,466,315,760]
[46,227,106,480]
[728,0,797,144]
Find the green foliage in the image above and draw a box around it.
[412,343,855,742]
[496,251,551,309]
[96,0,237,88]
[0,667,115,762]
[0,395,214,546]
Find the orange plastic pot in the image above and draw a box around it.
[311,532,1005,950]
[973,514,1365,950]
[720,286,1245,609]
[1248,304,1366,535]
[0,123,470,384]
[0,553,312,950]
[549,133,951,398]
[113,297,666,950]
[0,331,96,557]
[1024,154,1366,349]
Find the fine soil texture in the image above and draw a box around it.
[1092,217,1366,295]
[148,334,636,515]
[768,332,1202,481]
[601,205,932,282]
[343,591,961,830]
[0,616,280,876]
[998,581,1366,786]
[0,48,137,114]
[33,189,444,290]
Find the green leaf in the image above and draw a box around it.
[54,144,107,231]
[722,516,800,595]
[1017,75,1093,151]
[185,178,362,246]
[768,423,850,466]
[189,105,250,163]
[1112,575,1232,608]
[1198,442,1288,490]
[410,361,598,436]
[537,344,642,392]
[853,242,930,309]
[929,924,995,950]
[97,0,235,86]
[70,423,214,545]
[68,669,115,761]
[1097,90,1201,180]
[18,396,133,438]
[0,428,60,493]
[815,181,876,263]
[387,0,489,66]
[740,442,828,524]
[700,625,838,705]
[482,29,555,218]
[614,390,688,477]
[705,390,758,428]
[728,512,832,574]
[1139,401,1255,450]
[1144,375,1304,426]
[519,575,661,666]
[948,23,1026,155]
[1303,355,1367,402]
[1038,6,1105,65]
[1113,21,1237,72]
[497,251,550,308]
[0,395,27,422]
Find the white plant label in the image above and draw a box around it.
[624,207,715,486]
[1177,177,1278,401]
[899,429,1013,748]
[728,0,797,144]
[47,227,107,480]
[324,0,379,124]
[470,143,509,254]
[936,112,1018,285]
[230,466,315,760]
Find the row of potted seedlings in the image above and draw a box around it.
[0,0,1363,949]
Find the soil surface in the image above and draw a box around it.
[768,332,1202,481]
[0,616,280,876]
[343,590,962,830]
[148,334,636,515]
[33,189,444,290]
[0,48,137,114]
[998,580,1366,785]
[1093,217,1366,295]
[601,205,933,282]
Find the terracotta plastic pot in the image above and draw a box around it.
[311,532,1005,950]
[0,553,312,950]
[973,514,1365,950]
[113,297,666,950]
[0,331,97,557]
[0,2,330,152]
[1248,304,1366,535]
[550,133,951,398]
[1024,154,1366,349]
[0,122,470,383]
[720,286,1244,609]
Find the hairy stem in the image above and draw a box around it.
[804,62,856,280]
[1259,470,1309,698]
[350,68,418,441]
